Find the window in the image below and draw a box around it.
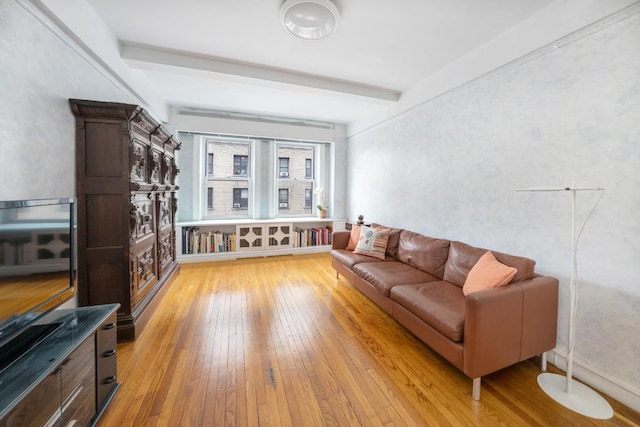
[207,188,213,210]
[304,188,312,208]
[200,135,329,220]
[207,152,214,176]
[234,155,248,176]
[233,188,249,209]
[205,140,251,218]
[278,188,289,208]
[276,144,315,216]
[279,157,290,177]
[305,158,312,178]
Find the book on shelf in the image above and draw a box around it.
[182,226,236,254]
[292,225,332,248]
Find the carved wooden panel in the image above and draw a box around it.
[130,193,155,241]
[162,155,175,185]
[129,140,148,182]
[132,242,157,307]
[150,149,162,184]
[158,232,174,275]
[157,193,172,231]
[130,110,157,135]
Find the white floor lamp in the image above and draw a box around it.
[517,186,612,419]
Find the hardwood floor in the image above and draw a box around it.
[99,254,640,427]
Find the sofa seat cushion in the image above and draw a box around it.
[390,281,466,343]
[331,249,392,269]
[352,261,439,297]
[396,230,450,279]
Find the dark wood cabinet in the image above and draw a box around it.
[95,311,118,417]
[0,305,119,427]
[0,337,95,427]
[60,336,96,427]
[0,369,60,427]
[70,99,181,341]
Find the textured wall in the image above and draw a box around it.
[348,7,640,394]
[0,1,135,201]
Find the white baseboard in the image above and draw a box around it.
[548,349,640,413]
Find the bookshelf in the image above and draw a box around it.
[176,218,346,263]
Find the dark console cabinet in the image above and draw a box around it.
[0,369,60,427]
[70,99,181,341]
[0,304,120,427]
[95,311,118,417]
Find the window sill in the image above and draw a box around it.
[177,217,346,227]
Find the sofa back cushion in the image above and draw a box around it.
[396,230,450,279]
[443,241,536,287]
[371,223,402,259]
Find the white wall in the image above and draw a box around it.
[349,0,639,137]
[347,4,640,410]
[0,0,140,201]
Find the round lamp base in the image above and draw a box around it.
[537,373,613,419]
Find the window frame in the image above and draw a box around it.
[304,188,312,209]
[278,188,289,209]
[275,142,318,218]
[199,135,330,221]
[233,188,249,209]
[305,158,313,179]
[207,152,214,176]
[233,154,249,176]
[278,157,290,178]
[203,139,253,219]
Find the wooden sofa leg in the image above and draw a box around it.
[472,378,481,401]
[540,352,548,372]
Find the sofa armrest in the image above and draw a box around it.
[463,284,524,378]
[517,275,559,359]
[332,231,350,250]
[462,275,558,379]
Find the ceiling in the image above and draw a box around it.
[54,0,557,124]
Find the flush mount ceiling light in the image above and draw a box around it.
[280,0,340,40]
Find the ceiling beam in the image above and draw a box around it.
[120,42,400,102]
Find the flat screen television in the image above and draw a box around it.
[0,198,76,353]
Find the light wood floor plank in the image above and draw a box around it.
[99,254,640,427]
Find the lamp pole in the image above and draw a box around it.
[516,186,611,419]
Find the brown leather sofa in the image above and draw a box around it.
[331,225,559,400]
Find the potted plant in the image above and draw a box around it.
[315,187,328,218]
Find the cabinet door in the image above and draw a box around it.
[267,224,292,249]
[129,138,149,183]
[237,225,264,250]
[156,192,175,275]
[130,192,156,242]
[130,192,158,309]
[0,370,61,427]
[131,240,158,308]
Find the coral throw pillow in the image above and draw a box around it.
[346,225,361,251]
[353,226,389,260]
[463,251,517,296]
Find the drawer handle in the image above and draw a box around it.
[103,323,116,330]
[103,376,117,384]
[102,349,116,358]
